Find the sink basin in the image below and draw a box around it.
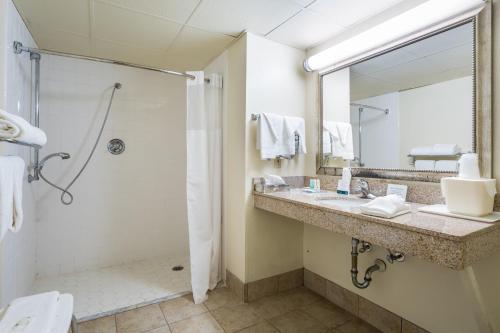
[315,196,369,209]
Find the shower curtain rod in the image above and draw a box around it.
[350,103,389,114]
[13,41,209,82]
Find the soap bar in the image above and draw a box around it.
[441,177,497,217]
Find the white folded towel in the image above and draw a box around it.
[0,156,25,241]
[263,175,287,186]
[435,160,459,172]
[359,194,411,218]
[49,294,74,333]
[283,115,307,155]
[324,121,354,160]
[410,146,433,156]
[0,109,47,146]
[415,160,435,170]
[410,144,461,156]
[431,144,461,156]
[257,113,307,159]
[0,291,60,333]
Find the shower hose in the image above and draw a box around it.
[39,83,121,205]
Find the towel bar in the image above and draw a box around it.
[0,138,41,149]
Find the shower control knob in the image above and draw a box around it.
[107,138,125,155]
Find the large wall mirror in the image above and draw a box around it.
[318,15,491,181]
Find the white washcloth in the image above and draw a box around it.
[0,291,60,333]
[263,175,287,186]
[283,116,307,155]
[415,160,435,170]
[431,144,461,156]
[0,156,25,241]
[324,121,354,160]
[0,109,47,146]
[435,160,459,172]
[410,146,433,156]
[359,194,411,218]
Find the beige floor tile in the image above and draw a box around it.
[268,310,329,333]
[248,293,295,320]
[115,304,166,333]
[234,322,279,333]
[336,319,382,333]
[211,303,263,333]
[144,326,172,333]
[79,315,117,333]
[279,286,323,308]
[301,299,354,328]
[204,287,243,311]
[170,312,224,333]
[147,326,172,333]
[159,294,207,323]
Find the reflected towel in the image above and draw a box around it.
[359,195,411,218]
[0,156,24,241]
[324,121,354,160]
[0,291,59,333]
[432,144,461,156]
[0,109,47,146]
[415,160,435,170]
[410,146,433,156]
[435,160,459,172]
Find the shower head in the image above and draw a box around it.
[39,152,71,169]
[114,82,122,89]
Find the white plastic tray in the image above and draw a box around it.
[418,204,500,223]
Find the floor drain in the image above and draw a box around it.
[172,265,184,271]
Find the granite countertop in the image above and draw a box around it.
[253,189,500,270]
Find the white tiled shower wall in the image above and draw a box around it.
[0,0,38,306]
[35,54,190,277]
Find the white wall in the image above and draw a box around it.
[35,55,189,277]
[0,0,38,306]
[399,76,473,167]
[351,92,399,169]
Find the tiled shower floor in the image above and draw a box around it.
[32,257,191,321]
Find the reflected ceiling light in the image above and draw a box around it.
[304,0,485,72]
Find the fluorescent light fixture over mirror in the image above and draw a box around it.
[304,0,485,72]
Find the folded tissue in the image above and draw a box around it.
[359,194,411,218]
[441,153,496,217]
[254,175,290,193]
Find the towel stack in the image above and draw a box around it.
[0,156,25,241]
[256,113,306,160]
[0,291,74,333]
[323,121,354,160]
[410,144,461,171]
[359,194,411,218]
[0,109,47,146]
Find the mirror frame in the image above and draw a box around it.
[316,3,492,182]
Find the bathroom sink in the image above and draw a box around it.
[315,196,369,209]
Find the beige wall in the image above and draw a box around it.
[302,3,500,333]
[244,33,311,282]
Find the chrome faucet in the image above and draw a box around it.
[357,179,376,199]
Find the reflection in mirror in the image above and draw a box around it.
[321,21,474,172]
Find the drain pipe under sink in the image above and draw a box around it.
[351,238,386,289]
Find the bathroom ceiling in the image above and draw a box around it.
[350,22,473,101]
[13,0,411,72]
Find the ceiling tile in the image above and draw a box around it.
[309,0,404,28]
[93,1,182,50]
[28,22,91,55]
[165,26,235,70]
[187,0,303,36]
[92,39,167,69]
[267,8,345,49]
[94,0,201,24]
[14,0,90,36]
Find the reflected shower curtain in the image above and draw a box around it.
[186,71,223,304]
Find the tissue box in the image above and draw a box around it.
[441,177,497,217]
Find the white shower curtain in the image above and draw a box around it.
[186,71,223,304]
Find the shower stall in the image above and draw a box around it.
[13,43,194,320]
